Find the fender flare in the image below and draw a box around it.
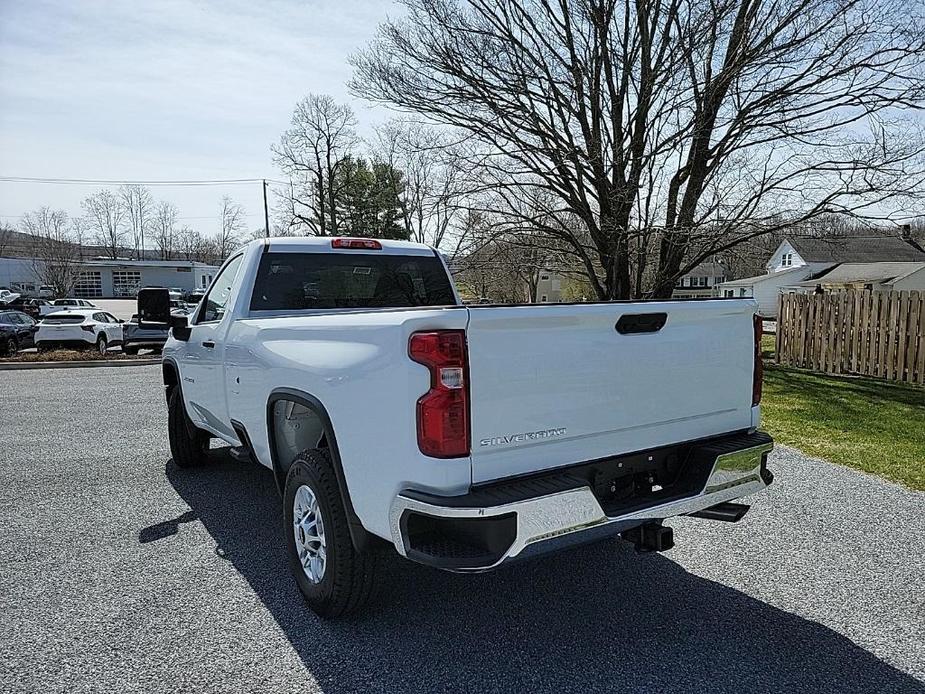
[266,387,372,552]
[161,357,180,403]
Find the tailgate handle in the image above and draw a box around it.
[616,313,667,335]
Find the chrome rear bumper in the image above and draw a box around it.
[389,435,773,572]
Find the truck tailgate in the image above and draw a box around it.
[466,300,758,484]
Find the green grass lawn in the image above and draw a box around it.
[761,365,925,490]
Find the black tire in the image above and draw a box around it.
[167,387,210,468]
[36,343,50,354]
[122,345,138,355]
[284,449,376,618]
[2,336,16,356]
[96,335,108,356]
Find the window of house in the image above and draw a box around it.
[782,253,792,267]
[724,290,734,298]
[540,295,548,302]
[540,274,550,281]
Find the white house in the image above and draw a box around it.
[672,261,727,298]
[792,262,925,293]
[716,235,925,317]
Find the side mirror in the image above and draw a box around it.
[170,314,191,341]
[137,288,171,326]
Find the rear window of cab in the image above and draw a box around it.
[249,252,455,311]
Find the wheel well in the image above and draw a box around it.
[270,399,327,478]
[266,391,376,553]
[162,362,178,401]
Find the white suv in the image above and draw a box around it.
[51,298,97,309]
[36,310,124,354]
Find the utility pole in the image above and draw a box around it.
[262,179,270,238]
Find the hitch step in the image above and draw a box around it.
[621,523,674,553]
[689,502,750,523]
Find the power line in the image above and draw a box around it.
[0,175,270,186]
[0,212,262,220]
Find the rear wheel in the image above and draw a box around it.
[96,335,108,356]
[167,387,210,468]
[284,448,376,618]
[2,336,17,356]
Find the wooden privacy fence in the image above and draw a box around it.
[776,290,925,385]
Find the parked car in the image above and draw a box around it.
[0,310,38,355]
[182,290,206,305]
[7,297,57,319]
[36,310,124,355]
[51,298,97,309]
[0,289,22,306]
[152,236,774,618]
[122,300,190,354]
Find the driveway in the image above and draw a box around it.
[0,366,922,693]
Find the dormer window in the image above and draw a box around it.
[782,253,793,267]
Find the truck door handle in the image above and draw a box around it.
[202,340,215,349]
[616,313,668,335]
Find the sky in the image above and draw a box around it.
[0,0,399,237]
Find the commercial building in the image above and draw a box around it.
[0,256,220,298]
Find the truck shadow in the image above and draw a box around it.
[148,451,922,694]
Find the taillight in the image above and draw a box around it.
[331,238,382,250]
[409,330,469,458]
[81,324,95,333]
[752,314,763,406]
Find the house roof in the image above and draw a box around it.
[795,262,925,286]
[719,264,826,287]
[682,261,726,278]
[787,235,925,263]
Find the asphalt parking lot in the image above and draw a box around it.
[1,366,923,693]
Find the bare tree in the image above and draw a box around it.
[152,200,178,260]
[69,217,89,259]
[119,184,153,259]
[373,120,466,251]
[83,190,127,260]
[0,225,13,257]
[176,225,206,261]
[218,196,245,259]
[352,0,925,299]
[273,94,360,235]
[20,207,82,298]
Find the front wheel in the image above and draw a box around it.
[167,387,210,468]
[284,449,376,618]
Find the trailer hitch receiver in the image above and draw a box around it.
[621,522,674,553]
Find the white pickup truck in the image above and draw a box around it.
[153,236,773,617]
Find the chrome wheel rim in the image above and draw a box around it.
[293,484,326,583]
